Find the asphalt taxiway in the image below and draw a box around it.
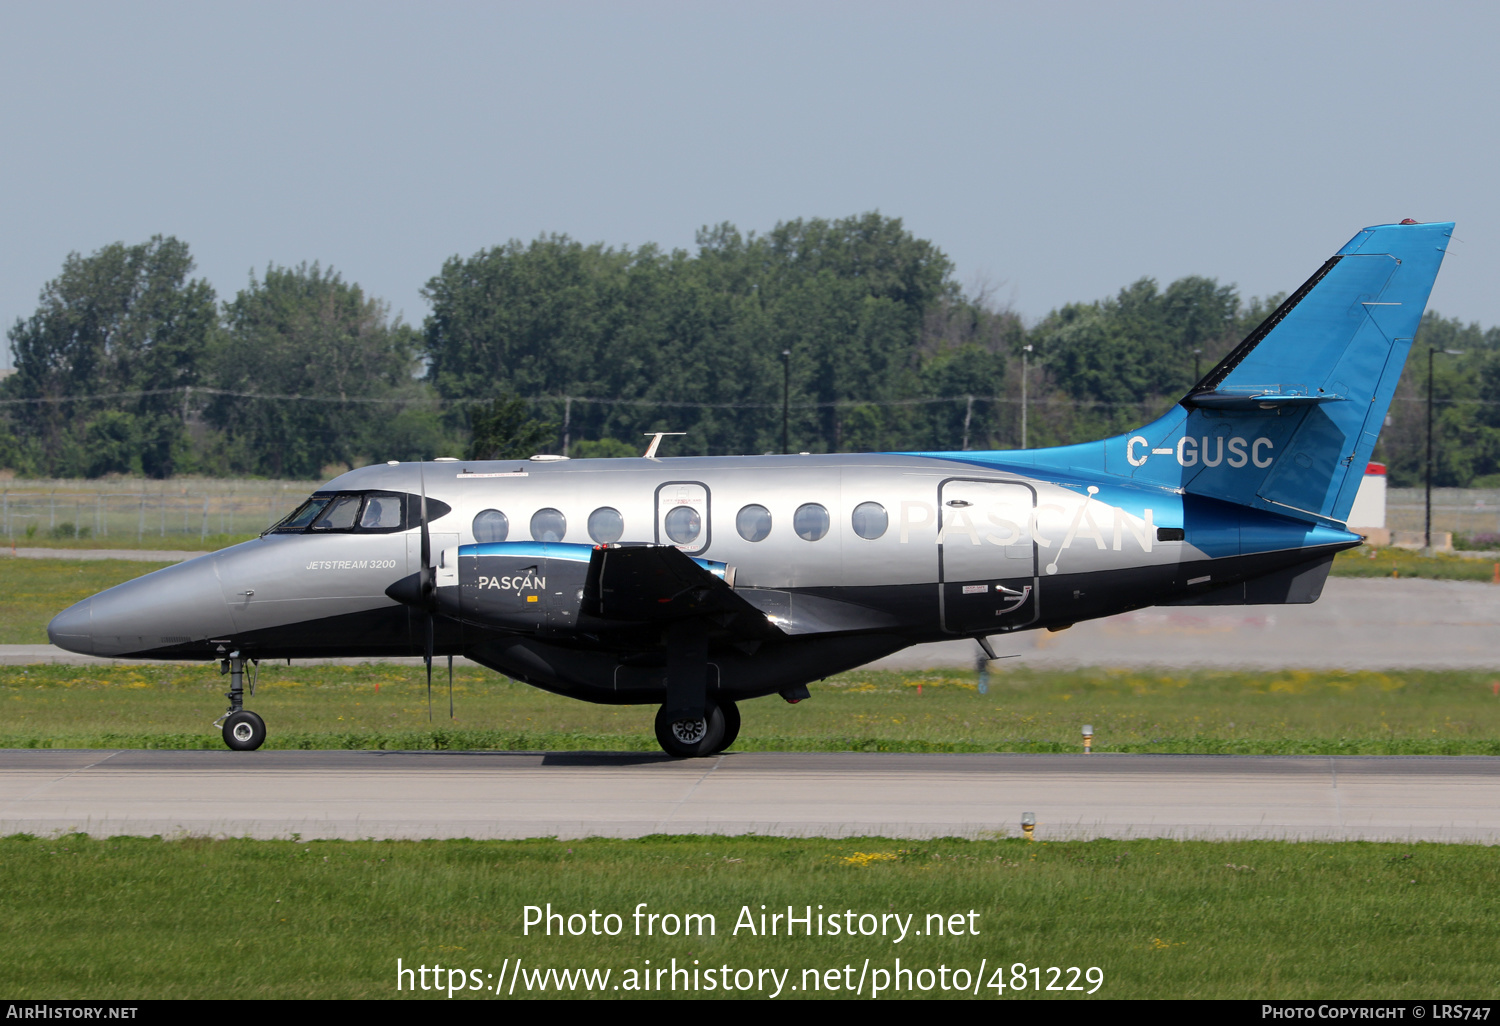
[2,749,1497,844]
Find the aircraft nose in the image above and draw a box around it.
[48,598,95,655]
[44,554,238,658]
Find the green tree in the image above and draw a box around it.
[1375,312,1500,487]
[420,213,977,456]
[571,437,640,458]
[466,396,555,460]
[4,236,216,477]
[205,263,440,478]
[1026,276,1257,442]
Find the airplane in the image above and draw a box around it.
[47,220,1452,757]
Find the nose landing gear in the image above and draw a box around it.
[222,709,267,751]
[213,651,267,751]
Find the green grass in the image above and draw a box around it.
[0,558,175,643]
[6,662,1500,755]
[0,833,1494,999]
[7,531,254,551]
[1333,544,1500,580]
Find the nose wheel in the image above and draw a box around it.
[222,710,267,751]
[214,651,267,751]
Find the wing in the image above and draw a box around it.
[583,543,783,639]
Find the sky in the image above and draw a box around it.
[1,1,1496,360]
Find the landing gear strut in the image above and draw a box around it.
[214,651,266,751]
[654,620,719,757]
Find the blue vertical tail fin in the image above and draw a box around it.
[1107,220,1452,524]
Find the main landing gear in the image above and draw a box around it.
[653,620,745,758]
[213,651,267,751]
[653,699,740,758]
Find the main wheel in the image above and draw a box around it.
[222,710,267,751]
[714,700,741,753]
[654,702,725,758]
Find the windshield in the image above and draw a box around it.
[311,494,362,530]
[276,497,331,531]
[266,491,450,535]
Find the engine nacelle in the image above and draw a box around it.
[434,542,593,631]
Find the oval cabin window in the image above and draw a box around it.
[664,505,701,544]
[793,503,830,542]
[588,507,624,544]
[736,504,772,542]
[530,508,567,543]
[473,509,509,543]
[851,501,888,540]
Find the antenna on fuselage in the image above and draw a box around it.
[642,432,686,459]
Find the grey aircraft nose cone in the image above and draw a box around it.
[48,597,95,655]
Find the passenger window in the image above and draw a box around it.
[473,509,509,543]
[794,503,830,542]
[851,501,888,540]
[312,494,361,530]
[664,506,701,544]
[360,494,403,529]
[531,508,567,543]
[588,507,624,544]
[736,504,771,542]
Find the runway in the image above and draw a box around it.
[2,749,1497,844]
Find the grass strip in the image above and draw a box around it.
[6,663,1500,755]
[1332,545,1500,580]
[7,730,1500,756]
[0,558,176,643]
[0,833,1494,999]
[5,531,253,551]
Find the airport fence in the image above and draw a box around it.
[1385,488,1500,543]
[0,478,316,543]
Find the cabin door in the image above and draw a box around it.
[654,481,711,556]
[937,479,1039,634]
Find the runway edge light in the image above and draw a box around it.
[1021,812,1036,841]
[1082,724,1094,754]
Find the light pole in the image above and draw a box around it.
[781,350,791,455]
[1426,347,1465,553]
[1021,344,1033,448]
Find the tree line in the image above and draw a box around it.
[4,214,1496,487]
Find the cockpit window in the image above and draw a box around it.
[277,497,331,531]
[267,491,450,535]
[360,494,403,529]
[311,494,362,530]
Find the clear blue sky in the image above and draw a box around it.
[2,1,1495,357]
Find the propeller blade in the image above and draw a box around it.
[419,467,431,574]
[417,463,435,724]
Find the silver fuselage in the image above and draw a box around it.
[47,452,1352,704]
